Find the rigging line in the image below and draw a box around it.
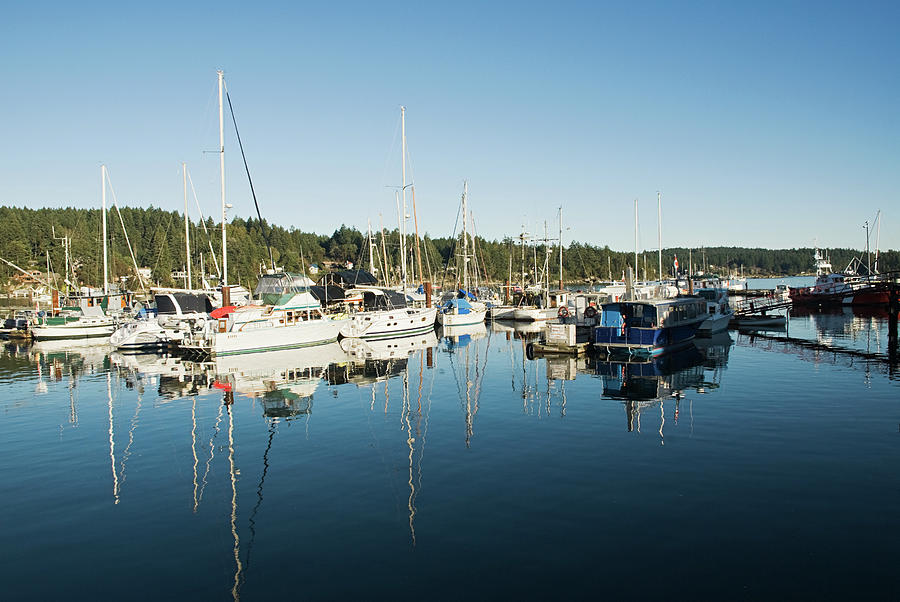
[150,212,177,275]
[379,113,403,192]
[439,200,463,291]
[224,84,276,271]
[104,169,147,292]
[187,168,221,279]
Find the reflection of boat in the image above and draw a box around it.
[693,331,734,368]
[592,346,706,401]
[438,322,488,348]
[593,345,710,434]
[489,319,546,336]
[210,342,349,410]
[31,338,113,366]
[341,330,437,361]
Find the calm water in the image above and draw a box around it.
[2,307,898,600]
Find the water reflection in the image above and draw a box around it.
[589,335,732,437]
[3,310,899,600]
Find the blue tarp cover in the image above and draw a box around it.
[443,298,472,314]
[458,288,477,300]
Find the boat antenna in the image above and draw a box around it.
[224,82,276,272]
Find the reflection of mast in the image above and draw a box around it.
[226,395,243,601]
[119,385,142,487]
[245,419,277,571]
[192,398,199,511]
[198,404,225,508]
[658,401,665,446]
[107,373,120,504]
[403,368,417,545]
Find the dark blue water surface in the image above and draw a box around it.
[1,305,898,600]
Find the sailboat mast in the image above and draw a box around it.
[520,226,526,290]
[558,206,563,289]
[412,185,423,286]
[633,198,638,280]
[368,219,375,275]
[399,106,408,289]
[183,162,191,289]
[657,191,662,282]
[462,181,469,292]
[218,70,227,286]
[102,164,108,295]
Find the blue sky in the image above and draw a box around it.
[2,1,897,252]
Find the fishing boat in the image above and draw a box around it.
[592,296,707,358]
[790,248,890,307]
[695,287,733,336]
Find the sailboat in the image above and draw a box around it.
[176,71,348,357]
[32,165,119,341]
[437,181,488,326]
[340,107,437,339]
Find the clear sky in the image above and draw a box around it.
[2,1,897,252]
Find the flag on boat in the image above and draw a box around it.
[673,254,679,271]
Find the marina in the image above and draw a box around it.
[3,4,900,599]
[1,297,898,599]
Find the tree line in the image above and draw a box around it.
[1,205,897,291]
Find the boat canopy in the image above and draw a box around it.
[443,298,472,314]
[319,269,378,288]
[346,287,407,310]
[155,293,214,315]
[254,272,312,297]
[308,285,346,303]
[458,288,477,300]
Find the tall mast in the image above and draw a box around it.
[520,225,526,289]
[657,191,662,282]
[218,70,227,286]
[558,206,563,289]
[412,185,423,286]
[399,106,408,289]
[102,164,108,295]
[183,162,191,289]
[633,198,638,280]
[367,219,375,275]
[462,181,469,292]
[874,209,882,273]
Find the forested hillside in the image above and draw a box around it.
[1,206,897,290]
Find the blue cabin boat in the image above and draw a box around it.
[593,297,707,358]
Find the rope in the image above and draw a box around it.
[224,82,275,271]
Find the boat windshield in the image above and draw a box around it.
[254,273,311,297]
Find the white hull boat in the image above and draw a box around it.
[31,314,116,341]
[180,289,348,357]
